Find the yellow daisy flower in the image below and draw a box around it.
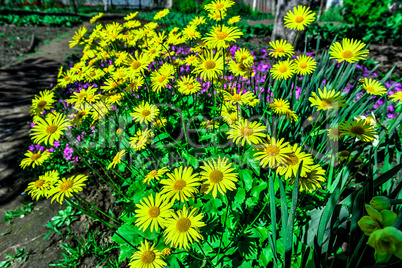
[153,117,168,129]
[329,38,369,63]
[129,128,154,151]
[276,144,314,180]
[271,59,295,80]
[134,193,173,232]
[177,76,202,95]
[203,25,243,49]
[389,91,402,103]
[228,59,255,78]
[124,12,138,21]
[129,240,167,268]
[90,12,103,24]
[182,25,202,41]
[362,78,387,96]
[20,149,52,169]
[57,70,74,87]
[30,113,68,146]
[123,20,141,29]
[189,16,207,26]
[30,90,55,116]
[204,0,234,12]
[49,174,88,204]
[143,167,169,184]
[254,137,292,168]
[163,204,206,250]
[339,119,378,142]
[150,70,173,94]
[90,101,111,124]
[309,87,347,111]
[289,164,326,192]
[284,109,299,123]
[208,10,227,21]
[269,98,290,114]
[25,170,59,200]
[228,15,241,25]
[185,54,199,66]
[227,119,266,146]
[69,26,87,48]
[67,86,98,107]
[293,55,316,75]
[199,157,238,199]
[192,50,223,81]
[234,48,253,63]
[123,51,149,78]
[223,89,254,106]
[200,120,220,130]
[268,39,294,58]
[108,149,127,169]
[284,5,316,31]
[154,9,170,20]
[159,166,201,203]
[130,102,160,124]
[327,126,341,141]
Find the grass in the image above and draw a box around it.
[2,203,33,224]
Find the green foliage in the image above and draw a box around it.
[317,6,344,22]
[174,0,202,14]
[331,0,402,44]
[44,205,82,239]
[0,249,30,267]
[343,0,392,24]
[49,228,119,267]
[2,203,33,224]
[140,11,273,38]
[0,14,82,27]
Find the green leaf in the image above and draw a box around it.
[258,247,273,267]
[374,163,402,188]
[242,148,260,176]
[239,169,253,192]
[118,244,135,263]
[182,151,199,169]
[118,162,126,172]
[234,187,246,208]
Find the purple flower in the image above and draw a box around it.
[53,140,60,148]
[29,145,35,151]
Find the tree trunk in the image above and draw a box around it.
[271,0,276,14]
[104,0,108,12]
[271,0,309,49]
[317,0,326,20]
[165,0,173,9]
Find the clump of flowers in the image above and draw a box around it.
[19,1,402,267]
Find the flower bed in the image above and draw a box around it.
[21,2,402,267]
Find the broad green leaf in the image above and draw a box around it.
[239,169,253,192]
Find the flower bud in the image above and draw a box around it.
[370,196,391,212]
[358,215,381,236]
[161,247,172,258]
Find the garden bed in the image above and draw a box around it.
[1,4,402,268]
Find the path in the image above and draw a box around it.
[0,21,93,266]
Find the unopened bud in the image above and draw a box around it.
[370,196,391,212]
